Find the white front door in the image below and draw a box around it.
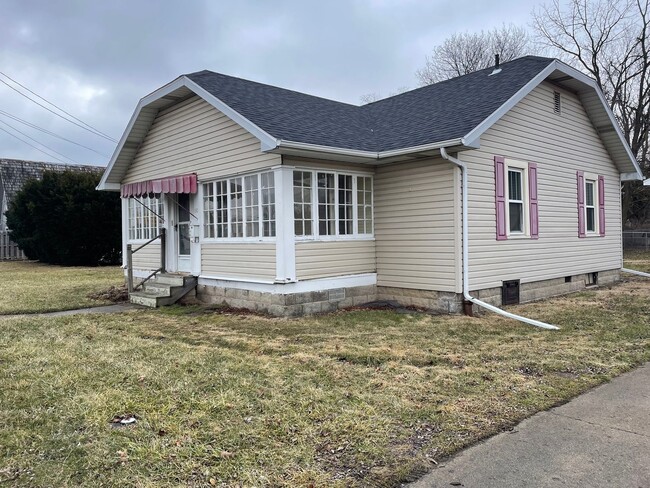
[175,193,192,273]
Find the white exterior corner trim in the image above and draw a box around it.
[198,273,377,294]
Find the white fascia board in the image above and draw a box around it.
[558,63,642,179]
[644,179,650,186]
[378,138,468,158]
[183,77,279,152]
[462,61,558,146]
[463,59,642,179]
[97,76,188,191]
[275,137,468,161]
[98,76,280,192]
[622,172,644,182]
[275,139,378,159]
[98,182,121,191]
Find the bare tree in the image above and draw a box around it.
[416,24,531,85]
[533,0,650,227]
[359,86,410,105]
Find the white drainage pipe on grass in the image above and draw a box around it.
[622,268,650,278]
[439,147,559,331]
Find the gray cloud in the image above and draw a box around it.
[0,0,543,166]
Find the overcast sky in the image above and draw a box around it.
[0,0,544,166]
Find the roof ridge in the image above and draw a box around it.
[187,70,361,108]
[361,55,555,108]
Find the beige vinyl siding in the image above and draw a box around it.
[465,81,622,290]
[131,242,161,271]
[201,243,276,282]
[374,159,461,293]
[123,96,280,184]
[295,240,376,280]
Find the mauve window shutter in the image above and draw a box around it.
[577,171,586,238]
[529,162,539,239]
[598,175,605,236]
[495,156,507,241]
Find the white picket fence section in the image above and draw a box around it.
[0,230,26,260]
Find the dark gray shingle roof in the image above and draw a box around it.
[186,56,555,152]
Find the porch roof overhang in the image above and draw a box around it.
[121,173,197,198]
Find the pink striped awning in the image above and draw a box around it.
[120,174,198,198]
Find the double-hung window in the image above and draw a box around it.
[293,169,373,239]
[203,171,275,240]
[507,168,524,233]
[495,156,539,240]
[577,171,605,237]
[127,196,164,241]
[584,179,596,233]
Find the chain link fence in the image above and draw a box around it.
[623,231,650,251]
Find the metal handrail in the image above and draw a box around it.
[126,228,166,293]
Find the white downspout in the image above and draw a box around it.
[622,268,650,278]
[439,147,559,330]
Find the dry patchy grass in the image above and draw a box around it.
[624,248,650,273]
[1,276,649,487]
[0,261,124,314]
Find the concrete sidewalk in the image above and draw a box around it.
[408,364,650,488]
[0,303,140,320]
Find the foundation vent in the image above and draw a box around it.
[586,272,598,286]
[502,280,520,305]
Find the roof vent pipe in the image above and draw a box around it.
[490,54,502,76]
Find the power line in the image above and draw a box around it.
[0,118,79,164]
[0,74,117,143]
[0,125,70,164]
[0,109,110,158]
[0,71,117,142]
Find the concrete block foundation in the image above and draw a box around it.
[188,269,621,317]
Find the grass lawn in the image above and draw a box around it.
[0,261,124,314]
[1,262,649,486]
[624,248,650,273]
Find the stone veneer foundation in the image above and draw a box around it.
[185,269,620,316]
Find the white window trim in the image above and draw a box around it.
[126,195,165,244]
[504,159,530,239]
[293,167,374,242]
[583,172,600,236]
[202,170,277,243]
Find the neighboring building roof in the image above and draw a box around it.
[0,159,103,229]
[99,56,642,190]
[186,56,555,153]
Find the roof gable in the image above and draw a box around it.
[99,56,641,190]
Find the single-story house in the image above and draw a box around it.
[98,56,643,316]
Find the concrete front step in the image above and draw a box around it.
[143,282,172,297]
[154,273,193,286]
[129,274,197,308]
